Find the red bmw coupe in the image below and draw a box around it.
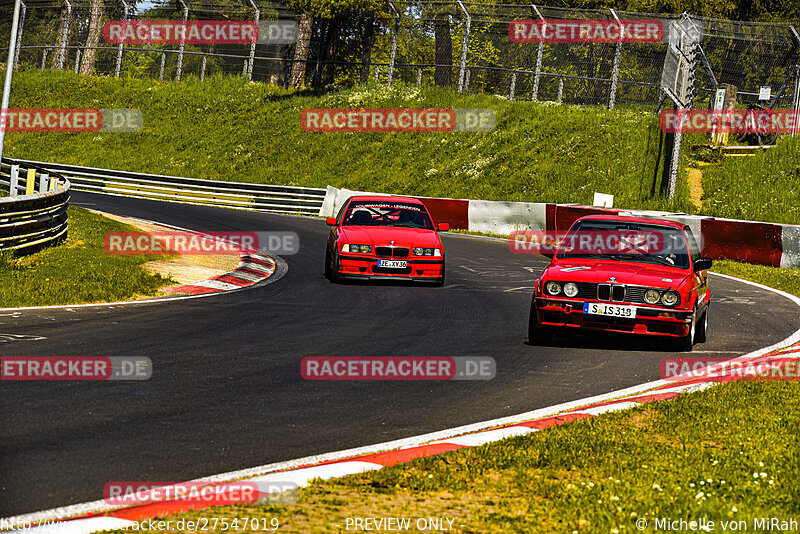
[529,215,712,351]
[325,196,448,285]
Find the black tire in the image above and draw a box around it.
[695,308,708,344]
[528,296,553,346]
[324,248,332,280]
[434,261,445,287]
[329,251,340,283]
[675,311,696,352]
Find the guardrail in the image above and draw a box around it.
[0,161,70,255]
[3,158,327,216]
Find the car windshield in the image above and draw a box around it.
[555,220,690,269]
[343,201,434,230]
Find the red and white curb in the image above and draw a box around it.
[0,213,283,314]
[167,252,275,295]
[3,276,799,533]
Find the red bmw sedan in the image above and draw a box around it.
[529,215,712,351]
[325,196,448,285]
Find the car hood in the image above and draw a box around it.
[544,260,688,289]
[339,226,442,248]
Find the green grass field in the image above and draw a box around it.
[701,135,800,225]
[104,377,800,533]
[0,206,173,307]
[4,68,693,213]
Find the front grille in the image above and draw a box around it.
[625,286,648,305]
[372,266,412,275]
[575,282,597,299]
[597,284,611,300]
[375,246,409,258]
[564,282,657,305]
[612,285,625,302]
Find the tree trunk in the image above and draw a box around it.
[434,12,452,87]
[290,13,313,88]
[79,0,105,75]
[320,16,340,87]
[359,16,375,84]
[51,4,72,69]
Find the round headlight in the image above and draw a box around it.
[661,290,679,307]
[545,281,561,296]
[644,289,661,305]
[563,282,578,298]
[413,247,424,255]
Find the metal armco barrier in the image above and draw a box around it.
[4,158,327,216]
[0,161,70,254]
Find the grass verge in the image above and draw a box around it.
[4,68,694,214]
[103,381,800,533]
[99,260,799,534]
[710,259,800,298]
[701,135,800,225]
[0,206,173,307]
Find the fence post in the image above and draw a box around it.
[464,67,470,90]
[14,0,26,68]
[456,1,471,93]
[791,26,800,136]
[246,0,259,80]
[9,165,19,197]
[115,0,128,78]
[417,67,422,85]
[200,55,206,81]
[74,48,80,73]
[56,0,72,70]
[531,5,545,101]
[510,72,516,99]
[374,65,379,81]
[557,77,563,103]
[608,8,622,110]
[41,48,48,69]
[159,53,165,80]
[25,168,35,195]
[0,0,23,167]
[39,173,48,193]
[386,1,400,86]
[175,0,188,81]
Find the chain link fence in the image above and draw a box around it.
[1,0,799,110]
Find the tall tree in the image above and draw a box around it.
[434,11,452,86]
[50,1,72,69]
[286,0,384,88]
[79,0,105,75]
[290,13,314,87]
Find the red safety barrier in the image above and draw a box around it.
[552,205,622,234]
[700,219,784,267]
[418,198,470,230]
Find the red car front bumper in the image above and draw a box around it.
[535,297,693,337]
[337,254,444,281]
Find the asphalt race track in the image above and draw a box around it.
[1,191,798,517]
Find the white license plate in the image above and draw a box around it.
[379,260,407,268]
[583,302,637,318]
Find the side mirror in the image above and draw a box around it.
[437,222,450,232]
[693,257,713,271]
[326,217,337,226]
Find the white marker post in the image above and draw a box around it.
[0,0,23,167]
